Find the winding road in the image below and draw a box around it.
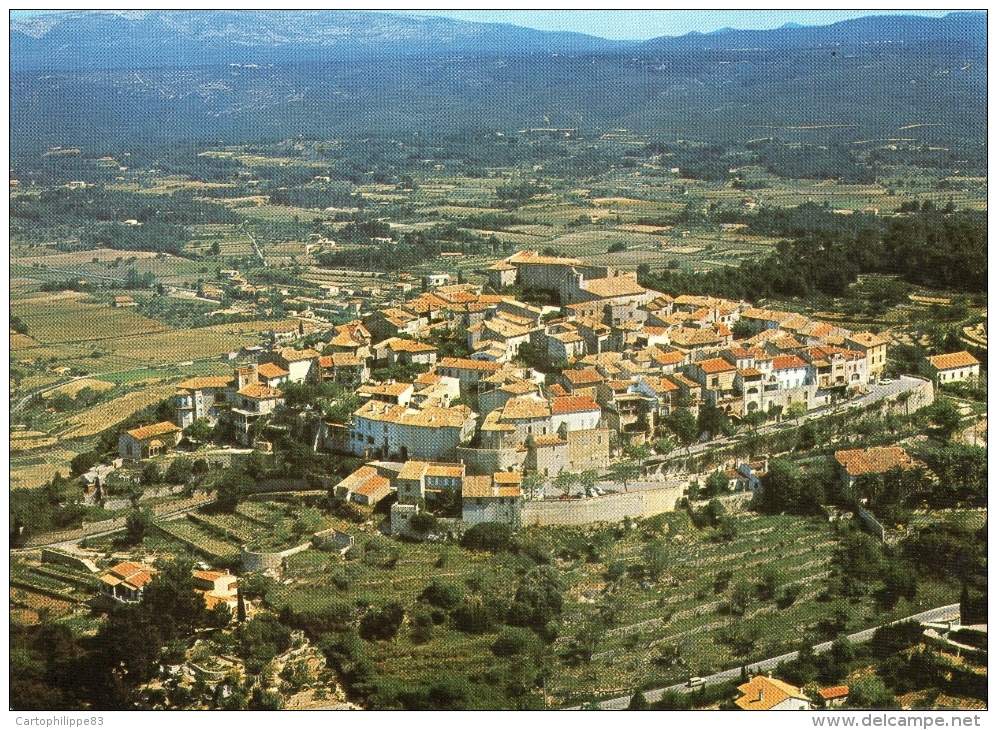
[571,602,961,710]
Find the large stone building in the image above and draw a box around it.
[348,401,477,461]
[118,422,182,461]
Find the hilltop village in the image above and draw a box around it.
[115,249,919,533]
[13,242,986,711]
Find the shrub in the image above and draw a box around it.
[359,602,405,642]
[418,580,464,611]
[490,627,540,657]
[461,522,512,551]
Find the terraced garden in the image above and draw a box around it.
[9,559,100,615]
[269,508,962,708]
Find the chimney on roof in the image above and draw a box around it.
[757,689,764,703]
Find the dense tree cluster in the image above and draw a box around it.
[642,206,986,299]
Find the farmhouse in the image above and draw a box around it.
[100,561,158,603]
[192,570,246,613]
[118,421,182,461]
[735,675,811,711]
[834,446,916,490]
[926,351,980,385]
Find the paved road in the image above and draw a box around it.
[576,603,960,710]
[655,376,927,462]
[14,494,216,551]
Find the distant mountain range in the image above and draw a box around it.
[10,10,628,71]
[9,11,987,152]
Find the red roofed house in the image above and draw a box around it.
[561,367,604,398]
[257,361,290,388]
[100,561,158,603]
[834,446,916,490]
[735,675,811,711]
[119,422,182,461]
[174,375,236,429]
[845,332,888,381]
[685,357,738,401]
[335,465,394,506]
[259,347,320,384]
[550,395,602,433]
[926,351,980,386]
[373,337,438,366]
[769,354,811,391]
[435,357,503,392]
[818,685,850,708]
[231,383,284,445]
[319,353,369,387]
[462,472,523,529]
[191,570,248,614]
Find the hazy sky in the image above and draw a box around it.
[9,9,958,41]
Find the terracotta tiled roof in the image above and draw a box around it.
[438,357,502,372]
[257,362,289,379]
[771,355,808,371]
[104,561,158,589]
[506,250,582,266]
[643,376,680,393]
[563,368,603,386]
[819,686,850,700]
[669,327,723,347]
[696,357,736,374]
[361,381,413,397]
[499,380,537,395]
[193,570,226,581]
[354,475,391,497]
[380,337,437,353]
[551,395,601,414]
[735,676,809,711]
[320,353,365,367]
[426,464,465,478]
[501,397,551,420]
[126,421,181,441]
[653,349,687,366]
[279,347,320,362]
[549,384,569,396]
[835,446,914,476]
[336,466,387,492]
[238,383,282,399]
[532,435,567,446]
[582,275,646,298]
[462,474,522,499]
[847,331,887,348]
[741,307,794,322]
[928,351,979,370]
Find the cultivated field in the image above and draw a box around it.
[10,291,170,344]
[10,447,81,489]
[58,384,181,439]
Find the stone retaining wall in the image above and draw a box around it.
[521,485,683,527]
